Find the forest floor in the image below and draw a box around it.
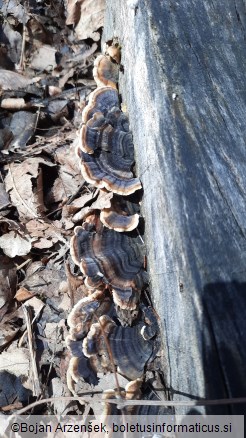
[0,0,107,416]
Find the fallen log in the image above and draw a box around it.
[103,0,246,415]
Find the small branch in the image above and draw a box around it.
[8,394,246,417]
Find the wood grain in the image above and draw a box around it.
[103,0,246,414]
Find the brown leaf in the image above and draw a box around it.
[4,158,55,220]
[72,189,113,222]
[1,0,27,23]
[65,0,82,26]
[25,219,59,249]
[72,0,105,41]
[0,323,20,349]
[9,111,37,149]
[48,144,82,203]
[0,231,33,257]
[23,263,67,303]
[15,287,35,302]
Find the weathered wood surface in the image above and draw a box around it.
[103,0,246,414]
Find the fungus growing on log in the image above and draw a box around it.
[78,147,141,195]
[100,208,139,232]
[79,113,134,159]
[83,309,158,380]
[70,220,147,295]
[93,54,119,88]
[82,87,119,124]
[67,289,106,340]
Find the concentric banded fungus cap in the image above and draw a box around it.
[70,221,147,294]
[93,54,119,88]
[83,315,157,380]
[66,341,98,391]
[79,115,134,159]
[67,289,105,340]
[78,147,141,196]
[106,107,130,132]
[100,208,139,232]
[82,87,119,124]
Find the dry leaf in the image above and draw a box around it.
[9,111,37,149]
[26,219,60,249]
[23,264,67,302]
[0,371,31,411]
[4,158,55,220]
[0,256,16,310]
[0,348,29,377]
[0,231,33,258]
[48,144,82,203]
[30,45,57,71]
[15,287,35,302]
[66,0,105,41]
[0,70,39,92]
[65,0,82,26]
[2,21,22,64]
[50,377,72,415]
[0,217,21,231]
[0,183,10,210]
[0,323,20,349]
[72,190,113,222]
[23,296,45,317]
[50,168,80,203]
[1,0,27,23]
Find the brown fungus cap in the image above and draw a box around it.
[93,54,119,88]
[78,147,141,196]
[79,116,134,160]
[82,315,157,381]
[105,43,121,64]
[82,87,119,124]
[67,289,105,340]
[70,222,147,295]
[100,208,139,232]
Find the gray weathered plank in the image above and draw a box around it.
[103,0,246,414]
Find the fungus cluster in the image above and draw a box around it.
[66,42,160,405]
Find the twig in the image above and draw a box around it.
[15,258,32,270]
[19,23,26,71]
[22,305,42,397]
[8,394,246,417]
[65,260,75,309]
[34,105,42,133]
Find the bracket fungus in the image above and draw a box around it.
[83,307,159,380]
[66,40,160,402]
[93,54,119,88]
[79,113,134,159]
[82,87,119,124]
[78,146,141,195]
[70,220,147,299]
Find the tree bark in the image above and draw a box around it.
[103,0,246,414]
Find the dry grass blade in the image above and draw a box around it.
[22,305,42,397]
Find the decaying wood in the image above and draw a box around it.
[103,0,246,414]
